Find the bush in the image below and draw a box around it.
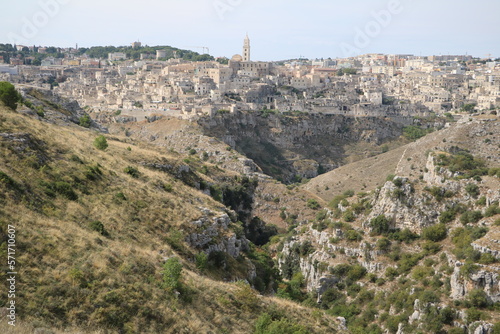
[468,289,489,308]
[89,221,109,237]
[195,252,208,272]
[389,228,419,243]
[79,114,92,128]
[123,166,140,178]
[254,312,308,334]
[465,183,480,198]
[53,181,78,200]
[93,135,108,150]
[347,264,367,281]
[436,149,487,179]
[369,215,391,235]
[376,238,391,252]
[485,204,500,217]
[329,194,347,209]
[460,211,483,225]
[0,81,21,110]
[343,209,355,222]
[403,125,427,140]
[343,189,355,197]
[422,224,447,242]
[345,229,362,242]
[306,199,320,210]
[162,257,182,291]
[392,178,403,187]
[465,308,484,324]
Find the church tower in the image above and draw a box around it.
[242,34,250,62]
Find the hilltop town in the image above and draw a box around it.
[1,37,499,121]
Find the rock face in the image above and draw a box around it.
[186,212,248,258]
[198,112,406,182]
[366,176,440,232]
[20,88,107,131]
[450,261,500,303]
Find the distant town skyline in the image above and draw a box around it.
[2,0,499,61]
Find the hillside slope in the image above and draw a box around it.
[0,102,344,334]
[303,115,500,202]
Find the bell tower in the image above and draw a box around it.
[242,34,250,62]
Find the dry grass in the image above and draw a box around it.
[303,119,500,202]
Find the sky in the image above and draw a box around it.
[1,0,499,61]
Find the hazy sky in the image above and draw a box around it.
[2,0,499,60]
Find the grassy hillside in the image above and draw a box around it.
[303,115,500,202]
[0,103,343,333]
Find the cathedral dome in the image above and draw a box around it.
[231,54,243,62]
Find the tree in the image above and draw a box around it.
[0,81,21,110]
[422,224,447,242]
[369,215,391,235]
[79,114,92,128]
[93,135,108,150]
[162,257,182,291]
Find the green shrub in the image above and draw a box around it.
[89,221,109,237]
[485,204,500,217]
[403,125,427,140]
[345,229,362,242]
[488,168,500,178]
[422,224,447,242]
[0,170,20,191]
[329,194,347,209]
[465,308,484,324]
[468,289,489,308]
[343,189,355,197]
[478,253,496,265]
[53,181,78,200]
[254,312,308,334]
[412,266,434,280]
[195,252,208,272]
[392,178,403,187]
[376,238,391,252]
[476,196,487,206]
[162,257,182,291]
[436,149,487,179]
[369,215,391,235]
[343,209,355,222]
[114,192,127,201]
[422,241,441,255]
[35,106,45,117]
[79,114,92,128]
[460,211,483,225]
[306,199,320,210]
[465,183,480,198]
[123,166,140,178]
[165,229,185,253]
[0,81,21,110]
[347,265,367,281]
[93,135,108,150]
[389,228,419,243]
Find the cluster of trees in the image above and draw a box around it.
[0,43,213,64]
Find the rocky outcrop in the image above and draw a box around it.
[20,88,107,131]
[366,177,439,232]
[450,260,500,303]
[186,211,248,258]
[471,242,500,260]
